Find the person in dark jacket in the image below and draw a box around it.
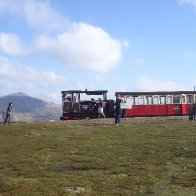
[114,96,121,125]
[193,103,196,120]
[4,102,13,124]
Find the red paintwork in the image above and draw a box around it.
[126,103,190,117]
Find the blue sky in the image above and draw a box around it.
[0,0,196,103]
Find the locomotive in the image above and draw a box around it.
[60,90,115,120]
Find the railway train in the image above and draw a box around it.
[60,90,196,120]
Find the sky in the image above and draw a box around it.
[0,0,196,104]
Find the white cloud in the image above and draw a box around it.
[133,75,186,91]
[35,22,127,72]
[0,0,22,14]
[178,0,196,9]
[0,1,128,72]
[0,32,26,55]
[0,0,68,32]
[0,56,67,95]
[23,0,68,31]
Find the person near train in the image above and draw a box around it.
[98,98,105,118]
[189,103,196,121]
[4,102,13,124]
[193,103,196,120]
[122,108,127,123]
[114,95,121,125]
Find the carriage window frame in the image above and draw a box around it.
[181,94,186,104]
[139,96,145,105]
[194,94,196,104]
[186,95,192,104]
[132,96,139,105]
[160,96,166,104]
[146,96,153,105]
[153,95,159,104]
[173,95,180,104]
[167,95,172,104]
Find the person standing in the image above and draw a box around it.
[4,102,13,124]
[193,103,196,120]
[189,104,194,121]
[114,96,121,125]
[122,109,127,123]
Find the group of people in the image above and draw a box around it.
[4,99,196,125]
[97,95,123,125]
[3,97,123,125]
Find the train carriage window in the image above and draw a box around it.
[181,95,186,104]
[160,96,166,104]
[173,95,180,104]
[186,95,192,104]
[130,97,135,105]
[131,97,135,105]
[146,96,153,105]
[132,96,139,105]
[153,96,159,104]
[139,96,145,105]
[167,95,172,104]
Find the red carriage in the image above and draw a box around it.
[115,91,196,117]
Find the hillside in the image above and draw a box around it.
[0,92,62,122]
[0,119,195,195]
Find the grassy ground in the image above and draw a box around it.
[0,117,195,195]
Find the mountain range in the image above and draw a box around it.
[0,92,62,122]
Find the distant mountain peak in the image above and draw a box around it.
[0,92,61,122]
[9,92,29,97]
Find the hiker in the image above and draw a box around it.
[4,102,13,124]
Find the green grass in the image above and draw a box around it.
[0,118,196,195]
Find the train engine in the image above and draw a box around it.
[60,90,114,120]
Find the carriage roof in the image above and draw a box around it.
[115,91,196,97]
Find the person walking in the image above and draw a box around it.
[114,96,121,125]
[98,99,105,118]
[4,102,13,124]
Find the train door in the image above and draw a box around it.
[172,95,182,115]
[167,95,175,115]
[145,96,154,116]
[185,94,193,115]
[159,96,168,115]
[153,95,161,115]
